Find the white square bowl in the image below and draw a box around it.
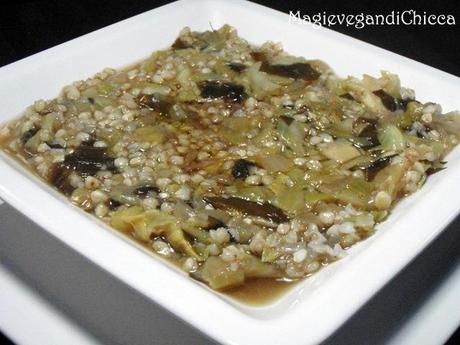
[1,1,459,344]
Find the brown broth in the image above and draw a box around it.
[224,277,298,306]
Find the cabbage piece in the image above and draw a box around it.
[111,207,200,259]
[243,255,282,278]
[377,125,405,152]
[132,126,166,144]
[135,82,171,96]
[95,82,119,96]
[196,256,245,290]
[276,187,305,213]
[261,247,282,263]
[182,224,213,244]
[111,206,144,232]
[320,141,361,163]
[24,129,43,153]
[245,62,280,99]
[195,254,282,290]
[42,113,61,132]
[319,177,375,209]
[373,159,409,199]
[96,129,123,149]
[303,191,335,206]
[229,186,274,204]
[221,117,251,144]
[226,219,261,244]
[277,118,306,156]
[258,153,293,172]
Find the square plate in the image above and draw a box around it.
[0,1,459,344]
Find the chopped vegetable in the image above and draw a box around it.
[372,89,401,112]
[320,141,361,163]
[135,94,172,115]
[252,51,320,80]
[356,119,379,148]
[204,196,288,223]
[171,38,191,49]
[227,62,247,73]
[49,164,74,195]
[132,126,166,144]
[194,254,282,290]
[194,256,245,290]
[62,145,116,177]
[364,155,396,181]
[261,62,320,81]
[21,127,39,144]
[426,161,446,176]
[340,93,355,101]
[231,159,256,179]
[112,207,200,259]
[377,125,406,151]
[199,80,247,103]
[258,154,293,172]
[245,62,280,98]
[277,117,306,156]
[108,198,122,210]
[133,185,160,198]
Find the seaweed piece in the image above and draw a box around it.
[250,51,266,62]
[135,94,173,115]
[364,155,397,181]
[357,120,379,148]
[46,142,64,149]
[49,164,74,195]
[426,161,446,176]
[250,52,320,80]
[279,115,294,126]
[204,196,288,223]
[231,159,256,179]
[62,145,116,177]
[133,185,160,198]
[171,38,191,49]
[199,80,247,103]
[204,216,227,230]
[107,198,122,210]
[227,62,247,73]
[340,93,355,101]
[414,123,433,138]
[80,137,96,147]
[261,62,320,81]
[399,98,416,111]
[21,127,39,144]
[373,89,401,112]
[426,166,446,176]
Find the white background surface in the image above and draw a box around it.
[1,199,459,345]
